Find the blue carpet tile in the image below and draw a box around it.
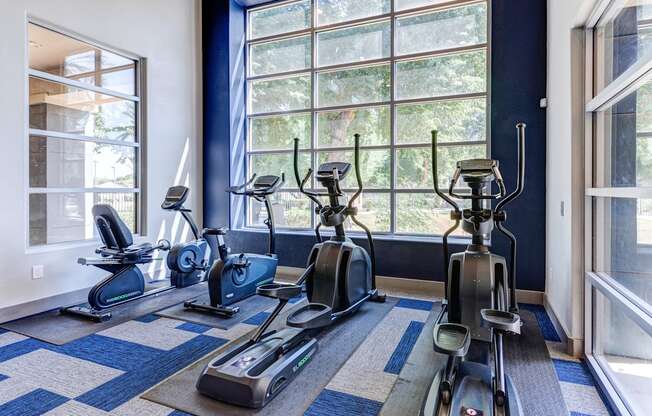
[519,303,561,342]
[134,313,162,323]
[0,335,166,373]
[76,334,226,411]
[553,359,595,386]
[396,298,434,311]
[0,389,68,416]
[384,320,425,374]
[176,322,212,334]
[305,388,383,416]
[243,311,271,325]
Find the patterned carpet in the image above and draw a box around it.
[0,299,613,415]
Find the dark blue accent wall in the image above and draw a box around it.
[490,0,547,291]
[203,0,548,290]
[203,0,232,230]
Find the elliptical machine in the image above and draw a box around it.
[195,134,384,408]
[421,123,526,416]
[182,174,284,317]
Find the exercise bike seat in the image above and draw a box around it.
[433,323,471,357]
[257,283,302,301]
[481,309,521,335]
[286,303,333,329]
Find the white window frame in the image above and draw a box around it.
[25,18,145,248]
[583,2,652,415]
[243,0,491,237]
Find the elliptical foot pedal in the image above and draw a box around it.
[257,283,302,300]
[480,309,521,335]
[432,323,470,357]
[287,303,332,329]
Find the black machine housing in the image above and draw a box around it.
[195,134,384,408]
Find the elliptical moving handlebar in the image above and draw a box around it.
[432,130,461,214]
[293,138,324,209]
[348,134,364,208]
[495,123,526,213]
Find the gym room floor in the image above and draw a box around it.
[0,293,613,416]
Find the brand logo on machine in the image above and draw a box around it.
[107,291,140,303]
[292,349,315,372]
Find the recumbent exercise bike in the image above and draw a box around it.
[421,123,526,416]
[195,134,385,408]
[60,191,199,322]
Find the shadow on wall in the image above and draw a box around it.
[146,136,195,280]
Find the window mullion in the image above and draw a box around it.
[310,0,316,231]
[245,0,489,236]
[390,0,397,235]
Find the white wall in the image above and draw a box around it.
[0,0,202,317]
[546,0,594,352]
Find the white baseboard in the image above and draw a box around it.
[0,288,89,324]
[276,266,544,305]
[544,296,584,357]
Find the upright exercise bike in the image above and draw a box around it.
[421,123,526,416]
[163,185,220,287]
[182,174,284,317]
[195,134,384,408]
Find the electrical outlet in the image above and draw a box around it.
[32,265,44,280]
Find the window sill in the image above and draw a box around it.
[25,234,151,254]
[232,226,473,245]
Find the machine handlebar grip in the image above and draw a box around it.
[432,130,460,212]
[293,137,323,208]
[348,134,363,207]
[495,122,526,213]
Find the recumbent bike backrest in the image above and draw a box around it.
[92,204,134,250]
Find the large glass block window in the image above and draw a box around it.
[27,23,141,246]
[245,0,488,235]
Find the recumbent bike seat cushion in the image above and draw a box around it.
[92,204,134,250]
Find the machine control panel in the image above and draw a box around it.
[161,186,190,210]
